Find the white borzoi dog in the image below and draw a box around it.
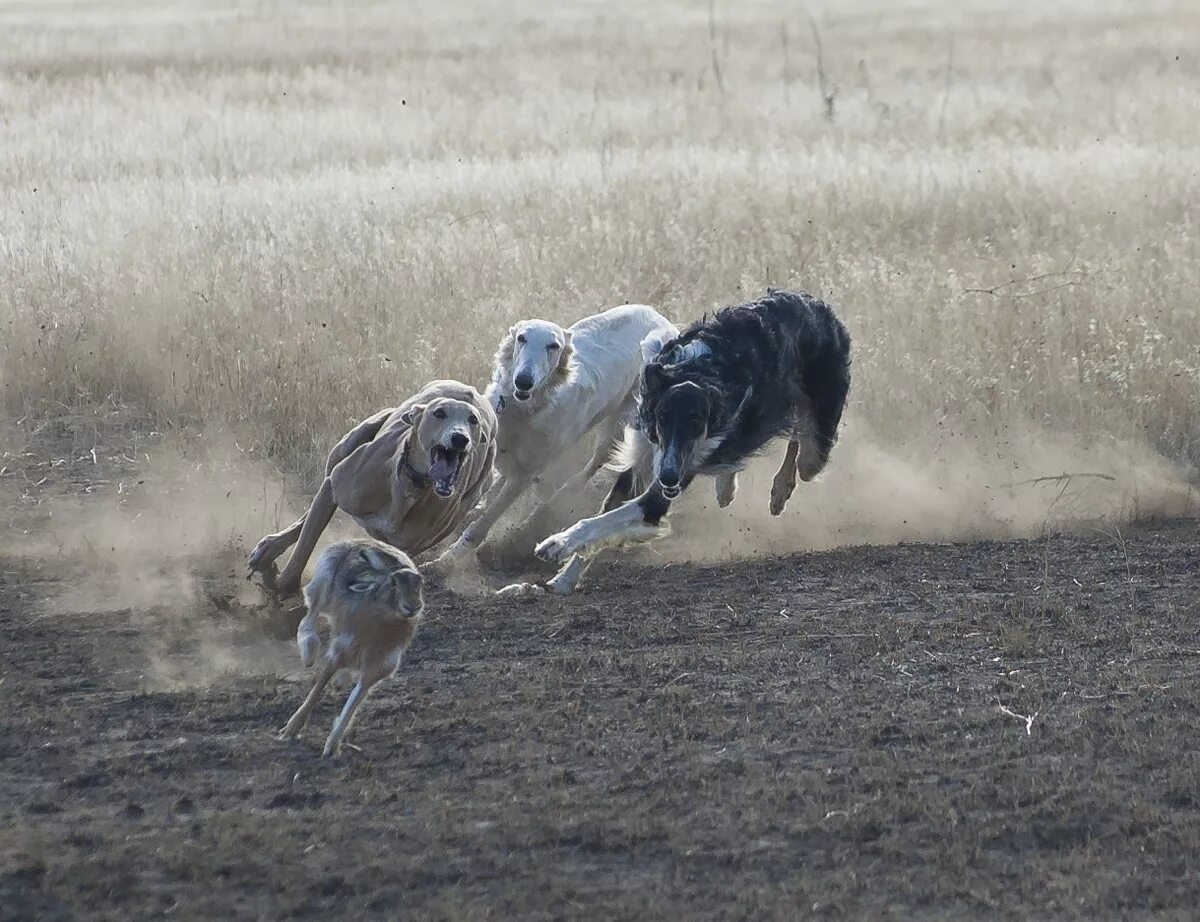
[436,304,676,591]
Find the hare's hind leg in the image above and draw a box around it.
[279,655,339,740]
[322,659,395,758]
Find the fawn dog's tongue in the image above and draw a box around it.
[429,446,463,497]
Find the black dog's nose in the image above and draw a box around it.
[449,432,469,451]
[659,470,680,488]
[514,372,534,391]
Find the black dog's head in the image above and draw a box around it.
[639,362,720,499]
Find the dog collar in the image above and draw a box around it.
[496,394,507,412]
[398,442,431,490]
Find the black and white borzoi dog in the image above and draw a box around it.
[534,289,851,591]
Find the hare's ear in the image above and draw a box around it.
[348,578,379,594]
[362,547,393,571]
[561,329,573,349]
[399,403,426,426]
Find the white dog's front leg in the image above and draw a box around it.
[545,554,591,594]
[495,581,546,597]
[454,477,528,551]
[432,535,475,567]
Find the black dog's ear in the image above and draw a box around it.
[643,362,672,394]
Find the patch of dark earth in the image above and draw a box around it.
[4,488,1200,919]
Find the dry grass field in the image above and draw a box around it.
[2,0,1200,918]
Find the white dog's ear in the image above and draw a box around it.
[498,324,520,358]
[399,403,426,426]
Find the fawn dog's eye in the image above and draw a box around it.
[433,408,446,420]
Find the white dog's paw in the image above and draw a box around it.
[534,529,582,563]
[427,542,475,578]
[434,538,473,566]
[545,574,579,596]
[496,582,546,597]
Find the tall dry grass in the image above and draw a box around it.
[1,0,1197,546]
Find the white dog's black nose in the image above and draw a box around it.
[514,371,534,392]
[449,432,469,451]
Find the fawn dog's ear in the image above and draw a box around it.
[399,404,426,426]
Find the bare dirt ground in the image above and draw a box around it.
[2,440,1199,920]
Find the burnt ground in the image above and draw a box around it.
[2,434,1200,920]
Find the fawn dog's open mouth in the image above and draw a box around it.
[428,445,464,497]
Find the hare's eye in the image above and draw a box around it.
[433,408,446,420]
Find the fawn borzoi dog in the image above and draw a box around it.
[535,289,851,590]
[436,304,675,591]
[247,380,498,598]
[279,539,423,757]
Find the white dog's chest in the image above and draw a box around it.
[496,416,566,470]
[495,438,544,475]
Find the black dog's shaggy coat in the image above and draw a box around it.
[613,288,851,521]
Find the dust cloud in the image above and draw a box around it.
[4,412,1195,679]
[3,434,315,690]
[661,417,1197,564]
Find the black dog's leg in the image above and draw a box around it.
[544,475,667,594]
[535,481,676,565]
[770,439,801,514]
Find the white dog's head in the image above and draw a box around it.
[401,396,485,498]
[494,320,575,404]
